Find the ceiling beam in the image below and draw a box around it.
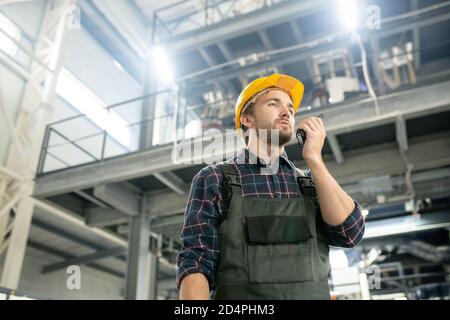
[27,240,124,278]
[217,42,246,87]
[289,19,316,82]
[93,182,141,216]
[91,0,149,58]
[161,0,330,53]
[85,207,128,227]
[153,172,187,196]
[198,47,232,95]
[258,29,283,74]
[41,247,126,274]
[78,0,144,83]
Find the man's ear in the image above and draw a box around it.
[240,113,255,129]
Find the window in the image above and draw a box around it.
[56,68,131,147]
[0,12,21,57]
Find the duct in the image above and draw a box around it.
[399,240,448,262]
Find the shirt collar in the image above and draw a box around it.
[234,147,294,170]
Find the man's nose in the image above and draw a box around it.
[279,105,290,118]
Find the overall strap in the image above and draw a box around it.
[295,167,316,198]
[219,163,242,197]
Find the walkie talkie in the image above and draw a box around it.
[296,113,325,149]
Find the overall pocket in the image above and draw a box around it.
[246,215,314,284]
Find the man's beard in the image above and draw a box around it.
[255,120,293,147]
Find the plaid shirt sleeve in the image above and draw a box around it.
[322,201,365,248]
[176,165,225,291]
[305,169,365,248]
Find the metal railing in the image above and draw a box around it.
[36,86,238,174]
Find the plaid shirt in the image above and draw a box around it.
[177,148,365,290]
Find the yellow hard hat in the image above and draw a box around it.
[234,73,304,130]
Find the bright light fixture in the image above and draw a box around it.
[150,46,174,85]
[337,0,359,31]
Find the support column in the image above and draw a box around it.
[138,65,157,149]
[0,0,76,290]
[124,213,157,300]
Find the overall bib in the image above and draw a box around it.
[212,164,331,300]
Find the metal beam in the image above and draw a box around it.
[363,210,450,239]
[32,218,106,252]
[32,199,178,276]
[217,42,246,87]
[258,29,283,74]
[326,134,344,164]
[144,189,189,217]
[378,11,450,39]
[74,190,108,208]
[198,36,347,85]
[162,0,330,53]
[288,19,316,82]
[258,30,274,51]
[33,198,128,248]
[395,115,408,152]
[34,80,450,196]
[342,167,450,196]
[93,182,141,216]
[85,207,128,227]
[41,247,126,274]
[153,172,187,196]
[78,0,144,83]
[198,47,232,95]
[27,240,124,278]
[92,0,149,59]
[0,50,30,80]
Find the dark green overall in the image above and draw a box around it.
[212,164,331,300]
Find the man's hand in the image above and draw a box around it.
[296,116,326,163]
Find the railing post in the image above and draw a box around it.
[101,130,107,160]
[36,126,52,175]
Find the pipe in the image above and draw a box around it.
[33,198,128,248]
[354,32,380,116]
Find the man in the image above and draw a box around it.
[177,74,365,299]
